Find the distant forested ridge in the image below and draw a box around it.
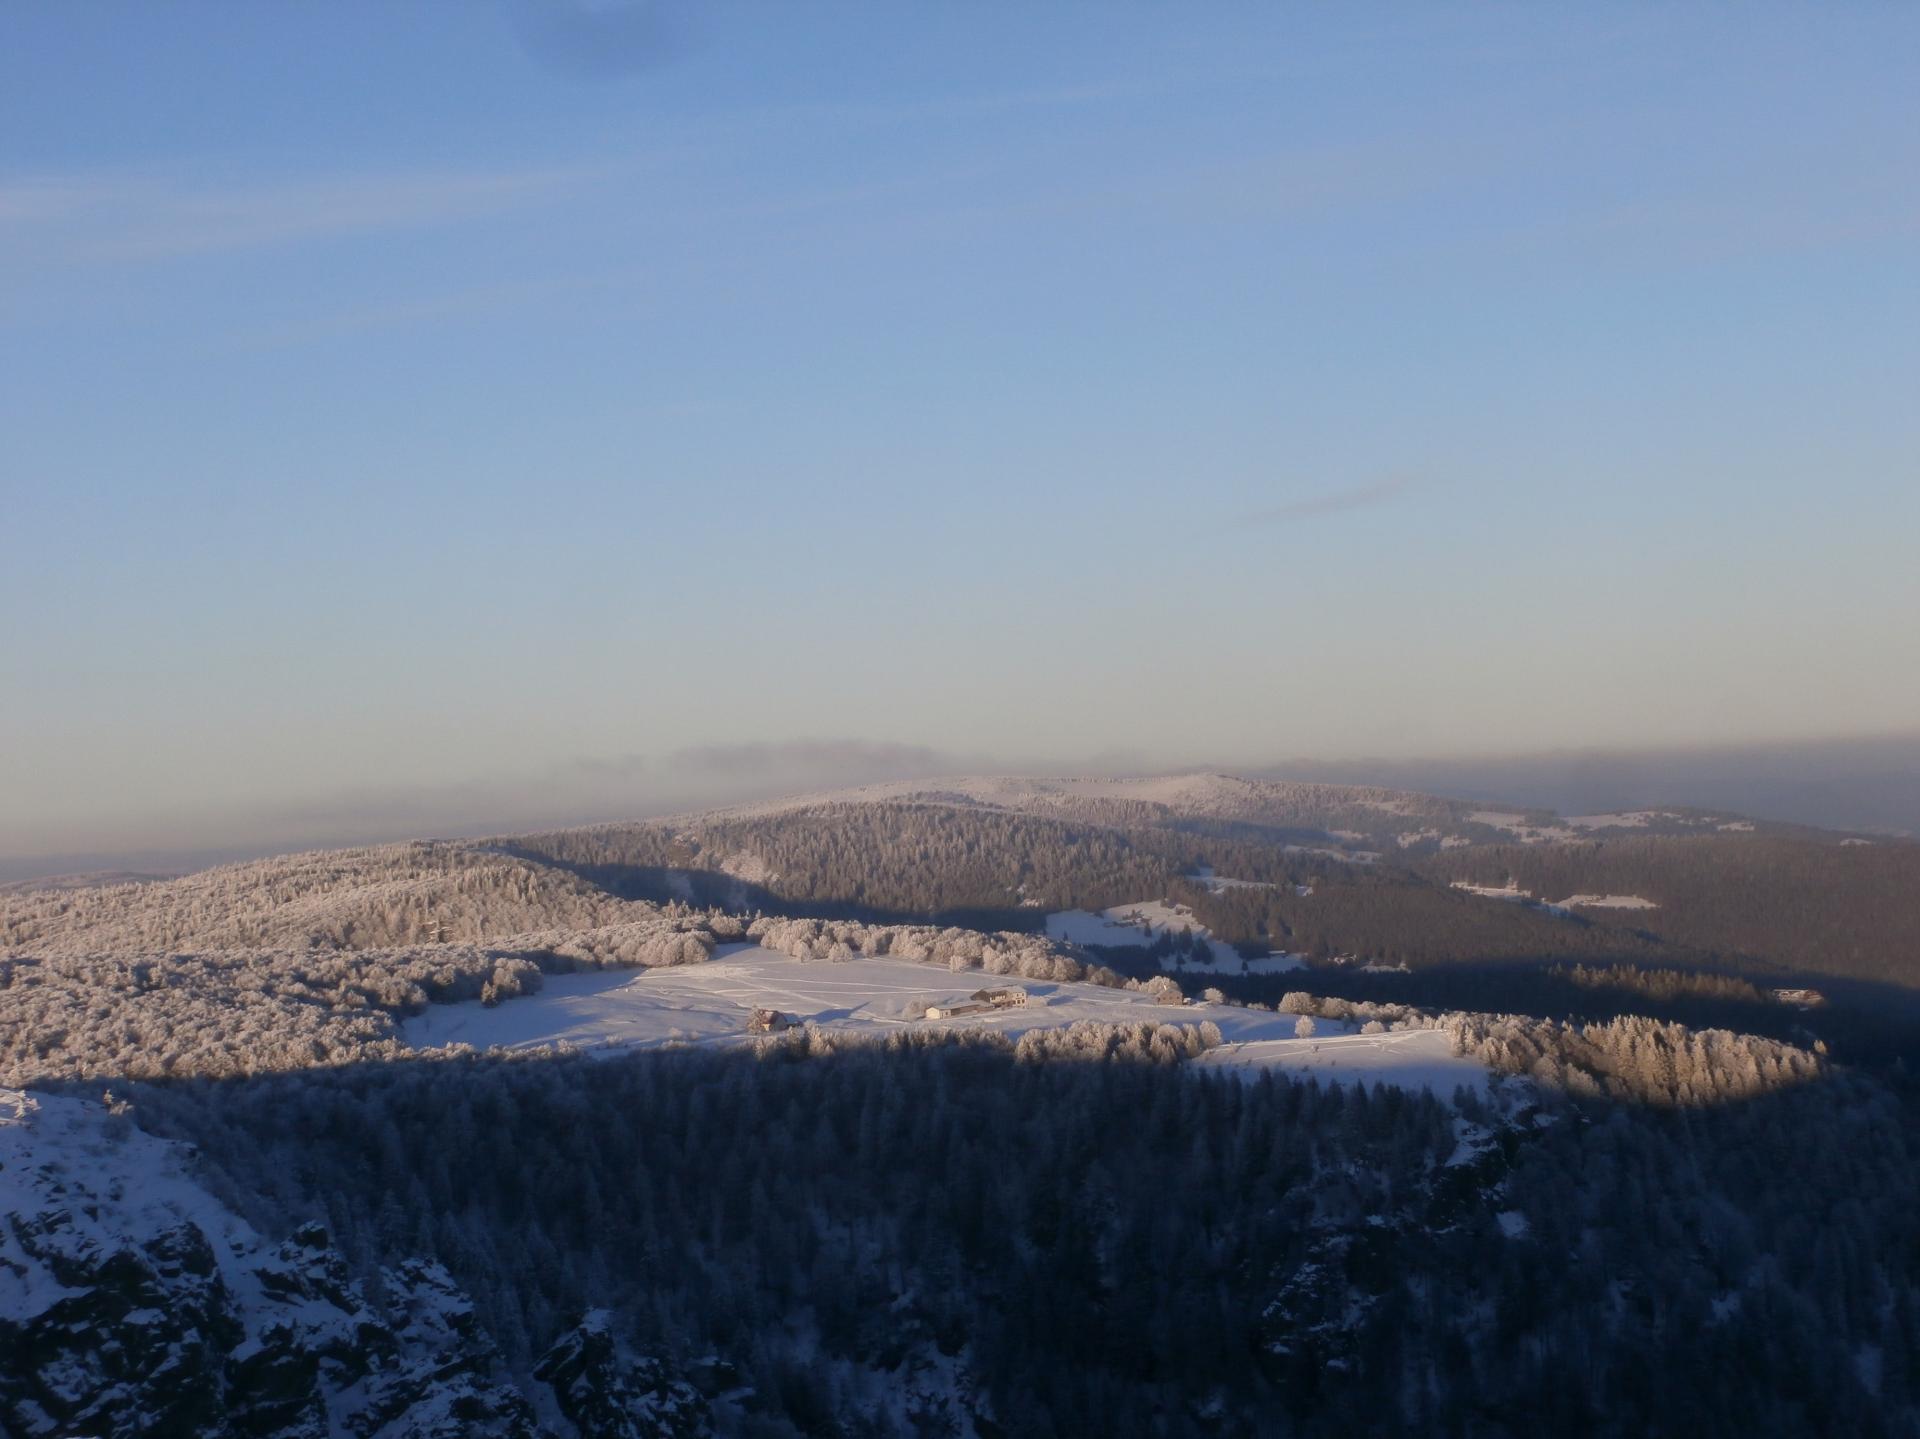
[1420,836,1920,985]
[1170,867,1676,967]
[503,801,1300,921]
[7,776,1920,1092]
[502,791,1920,992]
[0,842,640,956]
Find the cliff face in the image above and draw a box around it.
[532,1310,707,1439]
[0,1089,699,1439]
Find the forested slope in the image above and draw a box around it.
[122,1040,1920,1439]
[507,802,1313,921]
[503,795,1919,989]
[9,778,1917,1083]
[1171,868,1678,968]
[1422,837,1920,985]
[0,841,640,956]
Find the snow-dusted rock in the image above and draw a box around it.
[533,1310,707,1439]
[0,1089,542,1438]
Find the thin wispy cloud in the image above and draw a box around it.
[0,162,607,264]
[1243,476,1414,525]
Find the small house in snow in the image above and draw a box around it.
[923,1002,992,1021]
[971,987,1028,1009]
[1142,975,1188,1006]
[747,1008,797,1034]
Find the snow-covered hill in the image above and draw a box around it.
[690,771,1458,834]
[664,771,1789,856]
[0,1089,702,1439]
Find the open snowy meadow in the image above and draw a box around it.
[1044,903,1309,975]
[404,943,1494,1096]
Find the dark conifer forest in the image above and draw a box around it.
[129,1040,1920,1438]
[505,802,1920,988]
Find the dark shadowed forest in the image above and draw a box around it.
[123,1039,1920,1438]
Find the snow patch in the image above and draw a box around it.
[1196,1026,1492,1096]
[1045,902,1244,968]
[1565,811,1662,829]
[1190,865,1277,894]
[1467,811,1579,844]
[1283,845,1379,864]
[1449,881,1531,902]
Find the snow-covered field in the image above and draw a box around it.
[1190,865,1275,893]
[1045,902,1206,948]
[1200,952,1308,976]
[1044,904,1304,975]
[1197,1028,1491,1096]
[1450,881,1530,902]
[1565,811,1671,829]
[403,945,1485,1095]
[1466,811,1577,844]
[1284,844,1379,863]
[1450,881,1657,912]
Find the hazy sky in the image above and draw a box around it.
[4,3,1918,864]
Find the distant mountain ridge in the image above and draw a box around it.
[675,770,1835,852]
[6,773,1912,1001]
[1253,732,1920,839]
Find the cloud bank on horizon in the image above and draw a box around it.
[5,730,1919,887]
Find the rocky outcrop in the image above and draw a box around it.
[533,1311,708,1439]
[0,1089,542,1438]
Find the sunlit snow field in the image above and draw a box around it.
[1044,904,1308,975]
[404,943,1492,1096]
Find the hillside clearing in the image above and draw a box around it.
[403,945,1490,1094]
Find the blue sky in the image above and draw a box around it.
[3,3,1918,862]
